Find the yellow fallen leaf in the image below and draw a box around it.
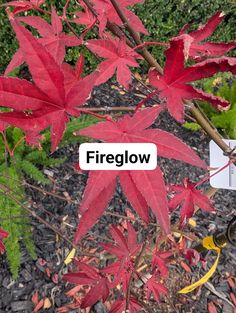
[43,298,51,309]
[188,218,197,227]
[64,248,76,265]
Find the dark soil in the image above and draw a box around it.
[0,81,235,313]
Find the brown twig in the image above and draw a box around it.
[188,102,233,155]
[1,173,75,203]
[0,182,77,249]
[125,242,147,311]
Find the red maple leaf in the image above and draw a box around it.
[151,250,172,278]
[62,54,85,92]
[0,17,97,151]
[2,0,45,14]
[102,260,133,291]
[179,11,236,61]
[169,178,215,224]
[86,35,141,89]
[92,0,148,36]
[101,223,141,260]
[0,228,9,254]
[145,274,168,303]
[110,297,142,313]
[148,35,236,122]
[64,261,110,309]
[5,7,81,74]
[74,106,207,242]
[73,0,97,33]
[101,223,141,290]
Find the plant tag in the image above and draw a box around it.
[209,140,236,190]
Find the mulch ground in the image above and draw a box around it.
[0,81,235,313]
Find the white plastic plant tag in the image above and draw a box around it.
[209,139,236,190]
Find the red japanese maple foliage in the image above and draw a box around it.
[5,7,81,74]
[110,297,142,313]
[148,35,236,122]
[179,11,236,60]
[86,35,142,89]
[74,105,207,242]
[72,0,97,33]
[101,223,141,289]
[1,2,236,312]
[64,260,110,308]
[169,179,215,224]
[145,274,168,303]
[0,228,8,254]
[92,0,148,36]
[2,0,45,14]
[0,15,97,151]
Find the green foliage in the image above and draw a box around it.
[201,74,236,138]
[0,114,99,277]
[0,167,36,279]
[183,122,201,131]
[185,74,236,137]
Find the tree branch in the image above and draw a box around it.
[109,0,235,159]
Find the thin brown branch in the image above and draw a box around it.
[0,182,77,249]
[188,101,233,155]
[125,242,147,311]
[109,0,163,73]
[1,173,75,203]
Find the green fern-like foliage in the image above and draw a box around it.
[0,114,99,277]
[184,74,236,137]
[0,167,36,279]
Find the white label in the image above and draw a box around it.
[79,143,157,170]
[209,139,236,190]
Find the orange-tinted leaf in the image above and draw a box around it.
[207,301,218,313]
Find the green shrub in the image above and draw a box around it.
[184,73,236,138]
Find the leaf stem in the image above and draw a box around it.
[194,159,234,188]
[125,242,146,312]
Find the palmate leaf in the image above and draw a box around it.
[101,223,140,291]
[64,262,110,309]
[169,179,215,224]
[179,12,236,60]
[148,35,236,122]
[86,36,142,89]
[91,0,148,36]
[74,106,207,243]
[0,16,97,151]
[5,8,81,74]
